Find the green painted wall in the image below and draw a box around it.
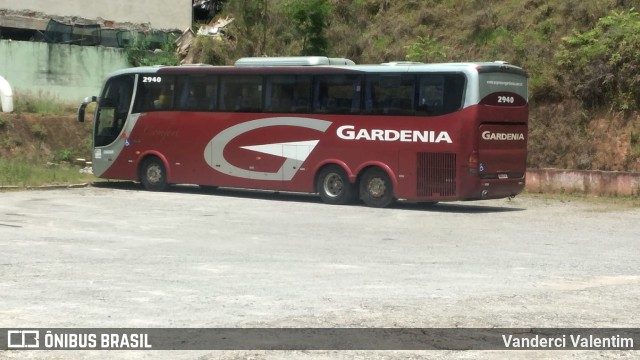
[0,40,130,103]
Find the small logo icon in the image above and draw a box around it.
[7,330,40,348]
[479,163,485,172]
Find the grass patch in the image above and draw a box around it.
[13,90,76,116]
[0,159,96,188]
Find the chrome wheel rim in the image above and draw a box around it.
[323,173,343,198]
[367,177,386,198]
[146,164,163,185]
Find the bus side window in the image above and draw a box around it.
[220,76,263,112]
[313,75,361,114]
[365,75,414,116]
[265,75,311,113]
[442,74,465,114]
[132,75,174,112]
[176,76,192,109]
[205,82,218,110]
[417,75,443,116]
[293,76,312,113]
[175,75,217,111]
[156,82,174,110]
[417,73,465,116]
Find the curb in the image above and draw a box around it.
[526,169,640,197]
[19,183,91,190]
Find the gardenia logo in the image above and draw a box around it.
[482,131,525,141]
[337,125,453,143]
[204,117,332,181]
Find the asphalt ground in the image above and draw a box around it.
[1,183,639,359]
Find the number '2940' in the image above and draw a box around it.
[143,77,162,83]
[497,96,515,104]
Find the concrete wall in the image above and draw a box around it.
[526,168,640,196]
[0,40,130,103]
[0,0,191,31]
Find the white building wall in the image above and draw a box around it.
[0,40,130,102]
[0,0,191,31]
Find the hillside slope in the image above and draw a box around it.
[190,0,640,172]
[0,113,92,164]
[2,0,639,173]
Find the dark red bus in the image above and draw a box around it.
[78,56,528,207]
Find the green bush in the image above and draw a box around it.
[55,148,74,162]
[30,123,47,139]
[557,10,640,111]
[190,36,231,65]
[405,36,447,62]
[284,0,332,56]
[125,34,180,67]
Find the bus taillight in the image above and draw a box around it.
[468,151,479,175]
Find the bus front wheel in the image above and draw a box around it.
[360,168,395,208]
[317,165,355,205]
[141,157,168,191]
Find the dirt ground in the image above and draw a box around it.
[0,113,93,163]
[0,186,638,359]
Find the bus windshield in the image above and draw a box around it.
[94,75,134,147]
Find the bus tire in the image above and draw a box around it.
[360,168,395,208]
[316,165,355,205]
[140,157,168,191]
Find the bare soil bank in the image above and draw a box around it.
[0,113,93,163]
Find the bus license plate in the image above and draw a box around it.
[498,174,508,179]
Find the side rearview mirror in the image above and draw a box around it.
[77,96,97,123]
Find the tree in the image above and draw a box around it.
[557,10,640,110]
[284,0,331,56]
[404,36,447,63]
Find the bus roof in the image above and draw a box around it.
[105,59,526,78]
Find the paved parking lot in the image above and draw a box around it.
[1,184,639,359]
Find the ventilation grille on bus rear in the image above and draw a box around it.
[417,152,457,197]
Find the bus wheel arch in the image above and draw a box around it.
[315,164,356,205]
[138,155,169,191]
[358,166,396,208]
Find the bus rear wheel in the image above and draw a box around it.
[360,168,395,208]
[317,165,355,205]
[141,157,168,191]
